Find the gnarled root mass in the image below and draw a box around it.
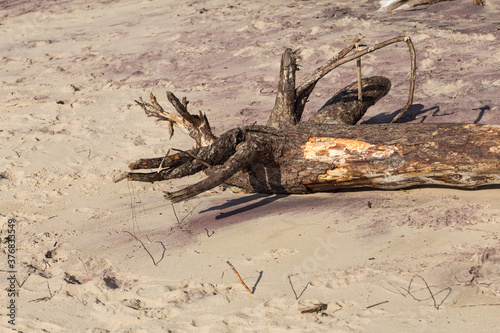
[117,35,500,203]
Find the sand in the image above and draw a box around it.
[1,0,500,332]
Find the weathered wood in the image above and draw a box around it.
[294,34,362,121]
[122,122,500,203]
[309,76,391,125]
[119,35,500,203]
[266,48,298,128]
[225,123,500,195]
[165,140,261,202]
[126,128,244,183]
[135,91,216,148]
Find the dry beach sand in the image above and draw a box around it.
[1,0,500,331]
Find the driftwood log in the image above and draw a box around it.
[117,35,500,203]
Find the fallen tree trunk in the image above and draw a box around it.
[123,122,500,202]
[224,123,500,194]
[117,35,500,202]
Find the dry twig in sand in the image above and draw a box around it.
[225,260,253,295]
[391,274,451,309]
[123,231,159,266]
[79,258,90,282]
[366,300,389,309]
[407,274,439,309]
[288,275,298,300]
[30,281,54,302]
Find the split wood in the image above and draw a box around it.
[118,34,500,203]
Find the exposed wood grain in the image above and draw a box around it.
[122,35,499,202]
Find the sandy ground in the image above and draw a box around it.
[1,0,500,332]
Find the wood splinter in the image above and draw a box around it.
[117,34,500,203]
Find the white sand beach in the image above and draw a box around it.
[1,0,500,331]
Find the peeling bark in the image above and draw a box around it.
[119,35,500,203]
[224,123,500,195]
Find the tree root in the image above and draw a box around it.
[118,34,500,204]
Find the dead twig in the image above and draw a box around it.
[366,300,389,309]
[225,260,253,295]
[157,149,171,172]
[405,274,451,309]
[407,274,438,309]
[15,273,31,289]
[47,281,53,298]
[205,228,214,237]
[30,281,54,302]
[288,275,298,300]
[355,42,363,102]
[296,34,362,105]
[123,231,158,266]
[172,201,203,225]
[295,34,416,124]
[135,91,216,147]
[171,204,180,224]
[389,275,450,309]
[127,179,144,234]
[390,36,416,123]
[172,148,212,168]
[302,35,416,123]
[286,274,309,300]
[79,258,90,282]
[460,303,500,307]
[387,281,407,297]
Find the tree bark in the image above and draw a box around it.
[119,35,500,203]
[224,123,500,195]
[122,122,500,203]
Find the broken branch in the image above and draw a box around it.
[295,34,363,119]
[297,35,416,123]
[266,48,298,128]
[135,91,216,147]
